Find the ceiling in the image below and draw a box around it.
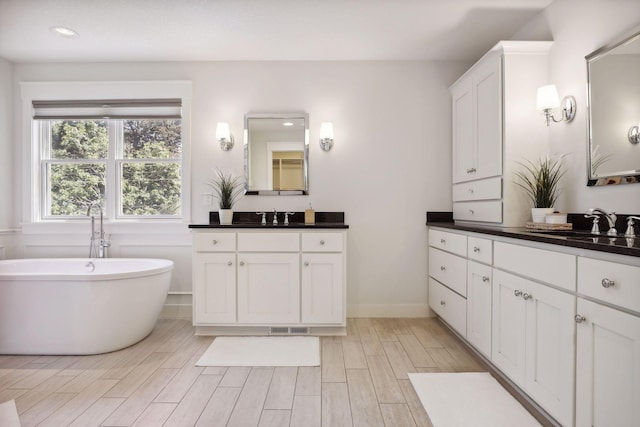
[0,0,553,63]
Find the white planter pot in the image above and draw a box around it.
[219,209,234,225]
[531,207,554,223]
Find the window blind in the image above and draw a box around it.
[32,99,182,119]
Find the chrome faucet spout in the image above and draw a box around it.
[87,202,110,258]
[586,208,618,236]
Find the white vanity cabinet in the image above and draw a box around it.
[191,228,347,335]
[575,258,640,427]
[450,41,552,226]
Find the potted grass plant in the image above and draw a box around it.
[514,155,566,223]
[207,170,244,225]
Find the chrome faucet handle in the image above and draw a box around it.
[272,209,278,225]
[624,216,640,237]
[256,212,266,225]
[584,214,600,234]
[284,212,295,225]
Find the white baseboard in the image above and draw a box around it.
[160,304,192,320]
[347,304,434,318]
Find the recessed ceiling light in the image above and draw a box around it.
[283,122,294,127]
[50,26,79,38]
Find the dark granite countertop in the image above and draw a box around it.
[189,211,349,230]
[426,212,639,258]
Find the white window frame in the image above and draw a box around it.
[20,81,192,233]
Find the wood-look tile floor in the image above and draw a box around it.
[0,317,487,427]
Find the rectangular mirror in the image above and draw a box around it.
[586,30,640,186]
[244,112,309,195]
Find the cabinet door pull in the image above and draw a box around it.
[304,261,309,266]
[469,209,475,215]
[239,261,245,266]
[575,315,586,323]
[212,239,218,245]
[227,261,232,266]
[440,266,446,271]
[440,238,446,244]
[473,246,480,253]
[522,293,532,301]
[482,276,489,282]
[320,240,325,245]
[440,300,446,306]
[514,290,523,297]
[466,168,477,174]
[601,278,615,288]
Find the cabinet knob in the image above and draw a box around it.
[440,266,446,271]
[212,239,218,245]
[601,278,615,288]
[227,261,232,266]
[440,238,446,244]
[522,293,532,301]
[440,300,446,306]
[239,261,245,266]
[514,290,523,297]
[304,261,309,266]
[320,240,325,245]
[473,246,480,253]
[482,276,489,283]
[575,315,586,324]
[469,209,474,215]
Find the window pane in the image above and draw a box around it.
[121,162,181,215]
[48,163,106,216]
[123,119,181,159]
[51,120,108,159]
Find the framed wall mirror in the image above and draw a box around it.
[244,112,309,195]
[586,29,640,186]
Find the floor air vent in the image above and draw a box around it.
[269,327,310,335]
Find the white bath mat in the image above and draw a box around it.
[196,336,320,367]
[0,400,21,427]
[408,372,541,427]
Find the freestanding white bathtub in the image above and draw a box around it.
[0,258,173,355]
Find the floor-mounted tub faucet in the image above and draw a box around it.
[586,208,618,236]
[87,202,110,258]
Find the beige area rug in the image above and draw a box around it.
[0,400,21,427]
[196,336,320,367]
[408,372,541,427]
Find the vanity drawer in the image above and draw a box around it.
[468,236,492,264]
[494,242,576,291]
[193,232,236,252]
[429,229,467,257]
[429,248,467,297]
[578,257,640,314]
[301,232,343,252]
[453,177,502,202]
[429,278,467,336]
[238,233,299,252]
[453,200,502,223]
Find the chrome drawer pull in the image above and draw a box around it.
[514,290,523,297]
[239,261,245,266]
[601,278,615,288]
[473,246,480,253]
[227,261,232,266]
[440,300,446,306]
[468,189,474,194]
[440,238,446,244]
[304,261,309,266]
[522,293,532,301]
[482,276,489,282]
[440,266,446,271]
[469,209,474,214]
[320,240,325,245]
[466,168,477,174]
[212,239,218,245]
[575,315,586,324]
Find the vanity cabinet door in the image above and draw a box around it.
[467,261,492,358]
[576,298,640,427]
[301,253,343,324]
[451,78,474,184]
[237,253,300,324]
[193,253,236,324]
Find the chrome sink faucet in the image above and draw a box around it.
[272,209,278,225]
[625,216,640,237]
[87,202,110,258]
[586,208,618,236]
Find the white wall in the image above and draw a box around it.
[512,0,640,214]
[12,60,469,317]
[0,57,14,258]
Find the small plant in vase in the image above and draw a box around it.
[207,170,243,225]
[514,155,566,223]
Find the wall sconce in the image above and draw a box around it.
[319,122,334,151]
[628,121,640,144]
[536,84,576,126]
[216,122,234,151]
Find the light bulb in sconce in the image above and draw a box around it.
[536,84,576,126]
[216,122,234,151]
[319,122,334,151]
[629,121,640,144]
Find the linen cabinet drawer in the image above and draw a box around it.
[578,257,640,314]
[193,232,236,252]
[429,278,467,336]
[453,200,502,223]
[301,233,343,252]
[429,229,467,257]
[429,248,467,297]
[452,177,501,202]
[467,236,492,264]
[238,233,299,252]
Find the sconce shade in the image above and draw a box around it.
[320,122,334,139]
[536,85,560,111]
[629,121,640,144]
[216,122,234,151]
